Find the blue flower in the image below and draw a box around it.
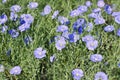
[24,35,32,45]
[88,13,100,19]
[70,9,80,17]
[18,23,30,32]
[20,20,26,25]
[84,22,93,32]
[56,25,68,32]
[54,36,65,42]
[94,17,105,25]
[62,31,70,39]
[85,1,92,7]
[0,64,4,72]
[10,5,21,12]
[82,35,94,43]
[8,29,19,38]
[55,37,66,50]
[34,47,46,59]
[104,25,114,32]
[90,54,103,62]
[50,54,56,63]
[112,12,120,17]
[112,4,116,10]
[68,34,74,42]
[117,28,120,36]
[77,5,88,13]
[97,0,105,8]
[6,48,11,56]
[10,66,22,75]
[28,2,38,9]
[43,5,52,14]
[92,8,101,13]
[72,69,84,80]
[49,36,55,44]
[94,72,108,80]
[0,25,8,33]
[118,63,120,68]
[41,5,52,16]
[0,14,8,25]
[20,14,34,24]
[58,16,70,25]
[10,12,18,21]
[52,10,59,19]
[115,15,120,24]
[78,26,83,34]
[86,40,98,51]
[104,5,112,14]
[68,33,79,43]
[72,22,78,30]
[73,18,86,30]
[2,0,7,3]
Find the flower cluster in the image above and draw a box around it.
[1,0,120,79]
[34,0,119,79]
[47,0,119,79]
[0,1,39,76]
[0,4,35,39]
[82,35,98,51]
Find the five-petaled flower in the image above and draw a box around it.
[34,47,46,59]
[10,66,22,75]
[90,54,103,62]
[94,72,108,80]
[72,69,84,80]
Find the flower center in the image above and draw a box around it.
[94,58,98,61]
[14,69,18,73]
[87,37,90,41]
[59,43,63,47]
[108,27,111,31]
[76,73,79,76]
[90,43,94,47]
[38,52,42,55]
